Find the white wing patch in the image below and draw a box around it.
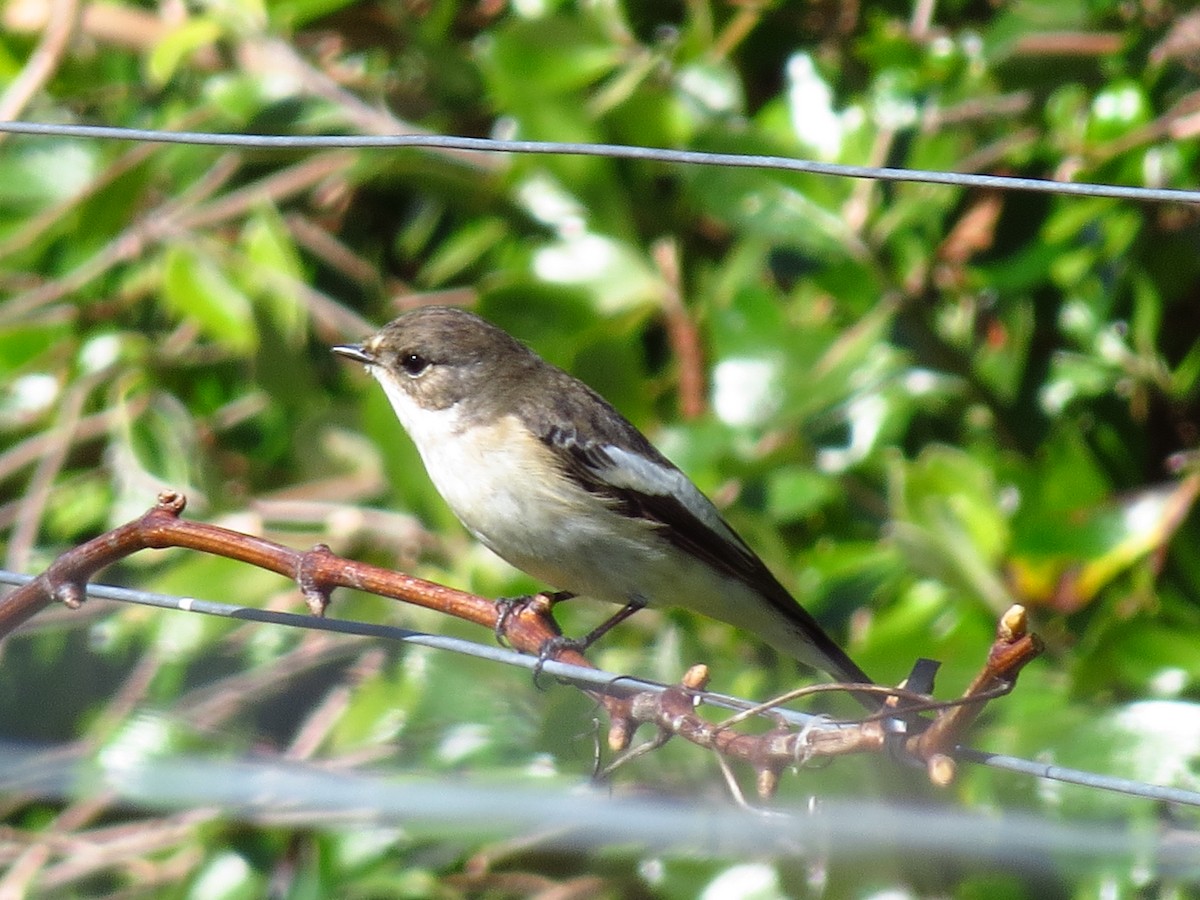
[593,444,743,548]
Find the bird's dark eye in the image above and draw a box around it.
[400,352,429,376]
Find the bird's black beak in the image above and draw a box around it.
[332,343,375,365]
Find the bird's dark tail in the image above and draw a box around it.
[767,597,885,712]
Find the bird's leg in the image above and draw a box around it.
[568,596,648,652]
[532,596,648,680]
[494,590,575,646]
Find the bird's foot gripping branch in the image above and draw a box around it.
[0,491,1042,798]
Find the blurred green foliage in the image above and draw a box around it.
[2,0,1200,895]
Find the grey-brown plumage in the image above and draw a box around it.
[334,306,877,705]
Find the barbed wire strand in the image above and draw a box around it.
[1,121,1199,205]
[2,570,1197,808]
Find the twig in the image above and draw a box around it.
[608,604,1043,798]
[0,491,637,750]
[709,1,768,61]
[287,648,388,760]
[5,368,104,572]
[284,212,383,290]
[9,808,217,894]
[909,0,936,41]
[0,395,147,487]
[0,120,182,259]
[0,492,1042,787]
[1011,32,1125,56]
[0,793,108,899]
[239,37,501,170]
[910,605,1042,773]
[175,634,362,733]
[0,152,353,327]
[652,237,706,420]
[3,567,1194,806]
[0,0,78,126]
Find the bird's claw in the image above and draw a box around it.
[530,634,587,689]
[494,591,574,647]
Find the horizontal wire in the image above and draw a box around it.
[1,121,1199,205]
[2,122,1198,806]
[0,570,663,701]
[2,569,1198,807]
[2,741,1193,871]
[0,570,812,723]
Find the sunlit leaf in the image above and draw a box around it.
[147,18,222,86]
[161,244,258,354]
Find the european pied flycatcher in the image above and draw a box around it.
[333,306,876,704]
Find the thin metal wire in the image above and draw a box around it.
[0,570,656,698]
[1,122,1198,806]
[1,120,1198,205]
[2,569,1198,807]
[3,740,1194,872]
[954,747,1200,806]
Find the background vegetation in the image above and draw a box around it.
[2,0,1200,895]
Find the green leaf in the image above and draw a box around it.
[417,217,507,287]
[147,18,223,87]
[0,140,99,213]
[888,445,1014,612]
[766,465,837,522]
[238,209,308,347]
[161,244,258,355]
[483,16,623,102]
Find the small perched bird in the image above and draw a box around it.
[334,306,877,706]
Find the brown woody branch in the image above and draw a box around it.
[0,491,1042,787]
[0,490,635,747]
[609,605,1042,796]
